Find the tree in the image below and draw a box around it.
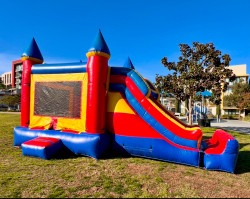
[175,99,180,113]
[0,83,5,89]
[155,42,235,125]
[223,81,250,119]
[0,94,21,107]
[239,93,250,114]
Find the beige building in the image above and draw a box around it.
[202,64,249,118]
[225,64,249,94]
[0,59,23,94]
[1,71,12,88]
[221,64,249,117]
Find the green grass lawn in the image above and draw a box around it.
[1,113,250,198]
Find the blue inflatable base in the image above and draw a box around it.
[14,126,111,159]
[204,153,238,173]
[14,127,239,173]
[111,135,201,167]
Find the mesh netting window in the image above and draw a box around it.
[34,81,82,118]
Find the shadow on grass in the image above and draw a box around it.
[230,142,250,174]
[51,146,80,160]
[50,140,250,174]
[51,144,132,161]
[101,150,131,160]
[235,150,250,174]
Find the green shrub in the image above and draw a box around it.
[244,114,250,122]
[221,114,239,120]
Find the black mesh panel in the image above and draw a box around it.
[34,81,82,118]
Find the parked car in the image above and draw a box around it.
[0,104,8,111]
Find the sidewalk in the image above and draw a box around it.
[184,118,250,134]
[0,111,20,114]
[210,119,250,134]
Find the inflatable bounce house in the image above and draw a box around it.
[13,30,239,173]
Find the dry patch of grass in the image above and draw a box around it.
[1,113,250,198]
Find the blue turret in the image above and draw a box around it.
[21,37,44,63]
[123,56,135,69]
[86,30,110,58]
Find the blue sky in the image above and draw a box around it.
[1,0,250,82]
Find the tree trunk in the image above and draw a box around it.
[216,105,221,123]
[175,100,180,113]
[188,96,193,125]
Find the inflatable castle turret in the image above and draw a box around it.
[123,56,135,69]
[20,38,44,127]
[86,30,110,134]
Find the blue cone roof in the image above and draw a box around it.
[123,57,135,69]
[21,38,44,62]
[88,30,110,56]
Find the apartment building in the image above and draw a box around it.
[1,71,12,88]
[224,64,249,94]
[0,60,23,94]
[221,64,249,117]
[196,64,249,118]
[11,59,23,94]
